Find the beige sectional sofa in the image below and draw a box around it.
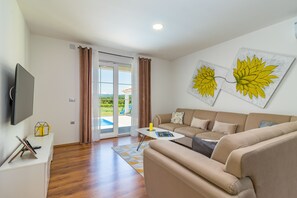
[153,108,297,147]
[144,108,297,198]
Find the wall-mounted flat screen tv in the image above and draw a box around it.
[11,63,34,125]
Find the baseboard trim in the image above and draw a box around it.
[54,135,142,147]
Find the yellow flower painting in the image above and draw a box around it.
[188,60,228,106]
[192,66,217,97]
[222,48,295,108]
[233,56,278,99]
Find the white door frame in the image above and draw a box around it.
[98,62,131,139]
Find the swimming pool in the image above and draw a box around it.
[100,118,113,126]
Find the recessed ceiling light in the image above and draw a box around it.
[153,23,163,30]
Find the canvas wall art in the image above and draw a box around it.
[222,48,295,108]
[188,60,228,106]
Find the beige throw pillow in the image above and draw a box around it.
[171,112,184,124]
[191,117,210,130]
[212,121,238,135]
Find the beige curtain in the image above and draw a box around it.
[138,57,151,128]
[79,47,92,144]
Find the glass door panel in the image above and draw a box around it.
[96,63,132,138]
[99,66,114,135]
[118,65,132,135]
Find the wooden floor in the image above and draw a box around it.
[47,136,148,198]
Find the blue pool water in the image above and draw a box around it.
[100,118,113,126]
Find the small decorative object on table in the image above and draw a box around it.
[34,121,50,137]
[148,122,155,132]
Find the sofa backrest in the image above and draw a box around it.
[244,113,291,131]
[174,108,294,132]
[176,108,194,126]
[192,110,217,130]
[211,121,297,164]
[215,112,247,133]
[291,116,297,122]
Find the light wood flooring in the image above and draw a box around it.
[47,136,148,198]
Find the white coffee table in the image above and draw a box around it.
[136,127,185,151]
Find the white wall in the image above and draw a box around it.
[171,16,297,115]
[30,35,80,145]
[0,0,31,165]
[148,57,173,117]
[30,35,172,145]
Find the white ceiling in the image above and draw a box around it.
[17,0,297,60]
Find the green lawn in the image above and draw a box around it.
[100,106,125,117]
[99,95,131,117]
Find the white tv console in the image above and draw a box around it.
[0,133,54,198]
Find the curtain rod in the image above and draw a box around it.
[98,51,134,59]
[100,60,131,66]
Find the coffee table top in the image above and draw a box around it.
[137,127,185,141]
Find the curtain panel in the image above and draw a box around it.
[130,57,139,137]
[79,47,93,144]
[138,57,151,128]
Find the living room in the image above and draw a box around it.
[0,0,297,198]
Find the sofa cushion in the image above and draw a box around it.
[158,123,187,131]
[176,108,194,125]
[195,132,225,140]
[211,121,297,164]
[192,110,217,130]
[190,117,209,130]
[171,112,184,124]
[215,112,247,133]
[244,113,291,131]
[212,121,238,135]
[192,137,218,157]
[174,127,205,138]
[259,120,277,128]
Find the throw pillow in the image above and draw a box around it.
[171,112,184,124]
[192,137,218,158]
[191,117,210,130]
[259,120,277,128]
[212,121,238,135]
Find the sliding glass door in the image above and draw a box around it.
[97,63,132,138]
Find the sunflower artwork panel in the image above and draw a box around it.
[188,60,228,106]
[222,48,295,108]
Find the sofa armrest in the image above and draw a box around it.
[153,113,172,127]
[153,116,161,127]
[224,132,297,197]
[148,140,254,195]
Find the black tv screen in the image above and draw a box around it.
[11,63,34,125]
